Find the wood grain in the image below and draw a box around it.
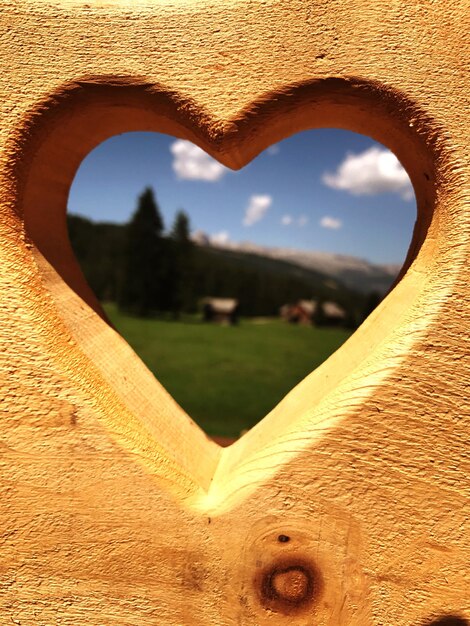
[0,1,468,623]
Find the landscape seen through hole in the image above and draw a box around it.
[67,129,416,441]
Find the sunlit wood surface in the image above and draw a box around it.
[0,1,468,624]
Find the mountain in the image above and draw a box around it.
[192,233,400,295]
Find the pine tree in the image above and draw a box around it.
[168,210,194,316]
[312,299,326,326]
[118,187,165,316]
[171,210,191,244]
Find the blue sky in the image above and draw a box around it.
[67,129,416,265]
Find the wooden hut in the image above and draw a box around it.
[280,299,316,324]
[281,299,346,325]
[202,297,239,325]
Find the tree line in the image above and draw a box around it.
[68,187,377,323]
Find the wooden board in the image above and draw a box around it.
[0,1,468,623]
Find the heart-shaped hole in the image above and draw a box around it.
[13,77,438,498]
[65,128,416,443]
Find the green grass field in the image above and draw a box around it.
[104,304,351,437]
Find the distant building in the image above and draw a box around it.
[320,301,347,324]
[280,300,316,325]
[202,297,239,325]
[280,299,346,326]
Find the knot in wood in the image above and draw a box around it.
[271,567,309,603]
[259,559,318,614]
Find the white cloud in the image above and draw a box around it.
[267,144,280,156]
[170,139,228,181]
[210,230,230,245]
[282,214,309,227]
[320,216,343,229]
[243,194,272,226]
[322,146,414,200]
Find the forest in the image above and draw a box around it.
[68,187,376,324]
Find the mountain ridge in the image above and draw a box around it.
[192,232,401,294]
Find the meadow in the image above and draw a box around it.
[104,304,352,438]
